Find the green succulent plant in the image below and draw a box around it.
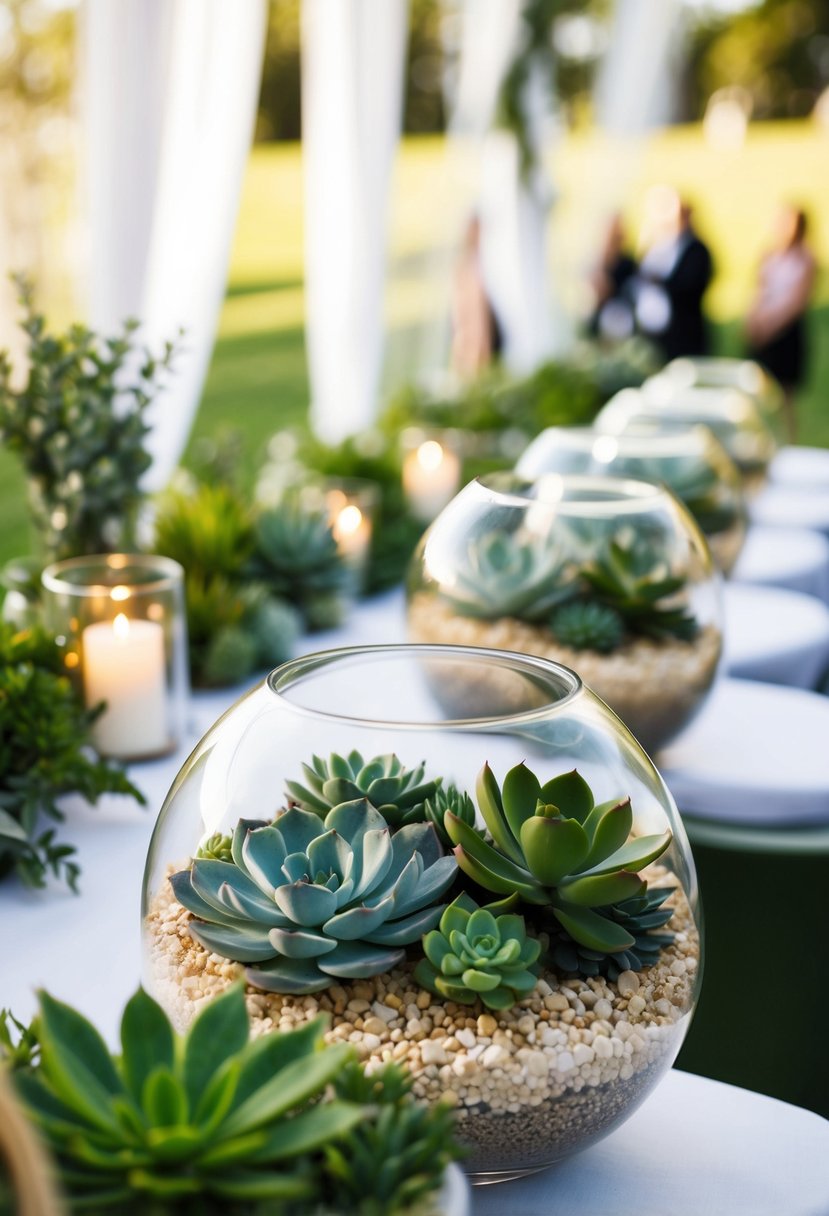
[424,784,477,847]
[414,892,541,1011]
[171,803,457,994]
[13,984,360,1211]
[442,528,574,622]
[286,751,439,829]
[550,884,677,980]
[582,537,698,643]
[154,483,254,579]
[323,1060,461,1216]
[252,493,349,630]
[445,762,672,964]
[195,833,233,863]
[550,600,625,653]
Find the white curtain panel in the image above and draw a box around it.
[302,0,409,443]
[453,0,564,372]
[80,0,267,491]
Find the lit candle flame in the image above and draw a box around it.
[111,585,131,602]
[113,613,130,640]
[335,504,363,538]
[417,440,444,473]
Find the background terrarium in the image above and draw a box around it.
[141,644,702,1184]
[596,385,778,496]
[654,356,784,421]
[516,424,747,574]
[408,475,722,755]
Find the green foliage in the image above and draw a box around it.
[550,599,625,653]
[195,834,233,864]
[153,485,301,688]
[442,529,576,621]
[322,1060,462,1216]
[583,537,699,643]
[0,277,176,560]
[297,431,424,594]
[550,885,677,980]
[446,762,673,968]
[414,892,541,1011]
[286,750,439,828]
[171,803,457,995]
[0,622,144,889]
[12,984,360,1212]
[0,1009,40,1070]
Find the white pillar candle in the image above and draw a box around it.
[331,502,372,568]
[403,440,462,522]
[83,613,168,759]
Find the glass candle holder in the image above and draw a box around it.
[323,478,379,595]
[402,428,464,523]
[517,424,747,574]
[41,554,189,761]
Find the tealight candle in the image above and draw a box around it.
[325,484,377,592]
[83,611,168,759]
[403,439,462,522]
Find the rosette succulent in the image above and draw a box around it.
[445,763,672,964]
[550,600,625,653]
[286,751,439,828]
[424,784,477,847]
[252,493,350,630]
[442,528,574,621]
[414,892,541,1010]
[583,537,698,642]
[171,802,457,994]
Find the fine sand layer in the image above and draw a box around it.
[146,867,699,1177]
[407,594,722,754]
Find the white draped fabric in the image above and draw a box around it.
[79,0,267,491]
[302,0,409,443]
[453,0,564,370]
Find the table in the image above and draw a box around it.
[731,525,829,604]
[750,483,829,536]
[721,582,829,688]
[770,444,829,489]
[474,1070,829,1216]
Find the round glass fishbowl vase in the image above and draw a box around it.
[516,425,747,574]
[596,386,777,496]
[142,644,701,1184]
[408,475,722,755]
[658,356,783,419]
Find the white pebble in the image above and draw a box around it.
[526,1051,549,1077]
[593,998,613,1019]
[372,1001,397,1023]
[627,994,646,1016]
[420,1040,447,1066]
[594,1036,613,1060]
[482,1044,509,1068]
[573,1044,594,1067]
[617,970,640,996]
[555,1051,575,1073]
[456,1028,476,1049]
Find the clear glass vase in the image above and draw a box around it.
[41,553,189,760]
[657,355,783,418]
[596,386,777,496]
[408,474,722,754]
[141,644,701,1183]
[516,424,747,574]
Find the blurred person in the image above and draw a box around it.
[587,212,638,341]
[450,214,502,380]
[746,205,816,442]
[634,187,713,361]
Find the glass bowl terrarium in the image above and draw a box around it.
[408,475,721,755]
[595,386,777,496]
[657,356,783,419]
[142,644,701,1183]
[516,424,747,574]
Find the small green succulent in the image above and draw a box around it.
[172,803,457,994]
[13,984,359,1210]
[550,884,676,980]
[252,493,350,630]
[550,600,625,653]
[322,1060,462,1216]
[195,833,233,863]
[583,537,698,642]
[445,763,672,963]
[414,892,541,1010]
[442,528,574,622]
[286,751,439,828]
[424,784,477,847]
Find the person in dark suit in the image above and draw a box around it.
[634,190,714,361]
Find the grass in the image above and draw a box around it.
[1,123,827,567]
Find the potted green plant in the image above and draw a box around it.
[142,644,701,1183]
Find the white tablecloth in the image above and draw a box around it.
[722,582,829,688]
[659,678,829,826]
[750,484,829,536]
[770,444,829,489]
[731,526,829,604]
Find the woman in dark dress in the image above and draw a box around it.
[746,206,816,442]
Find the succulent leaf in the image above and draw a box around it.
[550,600,625,653]
[172,797,457,994]
[287,750,440,830]
[414,894,541,1011]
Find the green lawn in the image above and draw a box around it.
[1,124,827,567]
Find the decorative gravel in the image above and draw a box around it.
[407,593,722,753]
[145,866,699,1178]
